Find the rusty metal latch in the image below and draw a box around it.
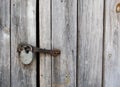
[17,43,61,64]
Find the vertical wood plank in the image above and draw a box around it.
[39,0,51,87]
[11,0,36,87]
[78,0,103,87]
[104,0,120,87]
[0,0,10,86]
[52,0,77,87]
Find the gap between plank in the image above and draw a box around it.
[76,0,79,87]
[102,0,106,87]
[36,0,40,87]
[10,0,12,87]
[50,0,53,87]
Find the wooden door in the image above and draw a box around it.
[104,0,120,87]
[39,0,77,87]
[1,0,120,87]
[0,0,37,87]
[11,0,37,87]
[39,0,103,87]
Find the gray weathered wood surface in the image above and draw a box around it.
[78,0,104,87]
[1,0,120,87]
[104,0,120,87]
[39,0,51,87]
[52,0,77,87]
[11,0,36,87]
[0,0,10,87]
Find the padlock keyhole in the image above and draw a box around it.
[24,46,31,53]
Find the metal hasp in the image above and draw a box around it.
[17,43,61,64]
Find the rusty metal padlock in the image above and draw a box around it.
[17,43,61,65]
[17,43,33,64]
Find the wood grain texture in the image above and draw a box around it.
[78,0,103,87]
[39,0,51,87]
[104,0,120,87]
[11,0,36,87]
[52,0,77,87]
[0,0,10,87]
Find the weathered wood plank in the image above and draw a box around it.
[11,0,36,87]
[104,1,120,87]
[0,0,10,87]
[78,0,103,87]
[52,0,77,87]
[39,0,51,87]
